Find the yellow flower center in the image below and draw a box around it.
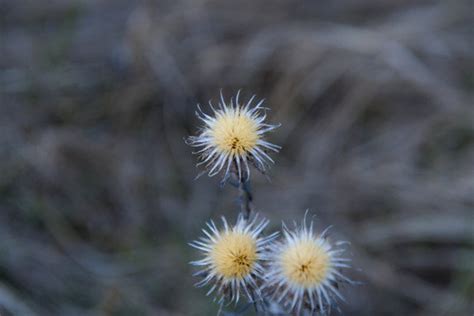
[281,239,330,288]
[210,109,259,156]
[210,231,257,279]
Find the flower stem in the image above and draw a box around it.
[238,179,253,220]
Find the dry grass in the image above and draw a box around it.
[0,0,473,315]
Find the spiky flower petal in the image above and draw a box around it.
[187,91,281,181]
[265,215,353,314]
[190,214,278,305]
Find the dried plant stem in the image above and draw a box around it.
[226,161,255,220]
[238,179,254,220]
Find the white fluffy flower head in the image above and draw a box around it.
[265,214,353,314]
[190,214,278,305]
[187,91,280,181]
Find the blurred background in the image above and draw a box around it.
[1,0,473,315]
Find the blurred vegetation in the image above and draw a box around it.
[0,0,473,315]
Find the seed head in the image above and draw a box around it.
[187,91,281,181]
[264,214,353,314]
[190,214,278,305]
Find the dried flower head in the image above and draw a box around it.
[187,91,281,181]
[265,215,353,314]
[190,214,278,305]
